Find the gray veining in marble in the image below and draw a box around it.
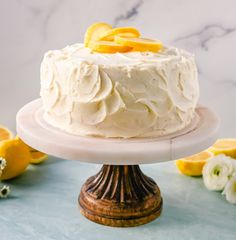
[173,24,236,51]
[113,0,143,26]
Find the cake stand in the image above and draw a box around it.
[16,99,219,227]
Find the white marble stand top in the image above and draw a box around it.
[16,99,219,165]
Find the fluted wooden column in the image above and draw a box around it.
[79,165,162,227]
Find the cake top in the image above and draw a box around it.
[45,43,194,66]
[44,22,194,66]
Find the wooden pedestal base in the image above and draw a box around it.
[79,165,162,227]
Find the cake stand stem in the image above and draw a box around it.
[79,165,163,227]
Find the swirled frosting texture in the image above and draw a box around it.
[40,44,199,138]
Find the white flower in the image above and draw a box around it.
[232,161,236,175]
[222,175,236,204]
[203,155,235,191]
[0,185,10,198]
[0,157,10,199]
[0,157,7,171]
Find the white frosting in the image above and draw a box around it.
[40,43,199,138]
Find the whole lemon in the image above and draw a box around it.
[0,138,30,180]
[15,136,48,164]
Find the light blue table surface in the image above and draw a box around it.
[1,157,235,240]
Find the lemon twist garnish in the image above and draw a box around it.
[84,22,112,47]
[89,41,132,53]
[98,27,140,41]
[84,22,163,53]
[114,36,163,52]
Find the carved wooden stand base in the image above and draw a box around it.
[79,165,163,227]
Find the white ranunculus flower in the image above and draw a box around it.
[203,155,235,191]
[232,161,236,175]
[222,175,236,204]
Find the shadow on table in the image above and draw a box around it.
[141,201,198,230]
[1,156,63,189]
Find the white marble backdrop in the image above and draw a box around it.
[0,0,236,136]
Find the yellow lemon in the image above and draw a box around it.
[208,139,236,158]
[28,146,48,164]
[0,125,13,142]
[15,136,48,164]
[175,151,214,176]
[0,138,30,180]
[88,40,132,53]
[84,22,112,47]
[98,27,140,41]
[114,36,163,52]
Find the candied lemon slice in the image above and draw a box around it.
[0,138,30,180]
[208,139,236,158]
[84,22,112,47]
[89,40,132,53]
[175,151,214,176]
[99,27,140,41]
[115,36,163,52]
[0,125,13,142]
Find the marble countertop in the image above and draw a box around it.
[1,157,235,240]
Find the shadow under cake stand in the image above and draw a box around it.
[16,99,219,227]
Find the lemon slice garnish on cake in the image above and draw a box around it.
[0,137,30,180]
[0,125,13,142]
[114,36,163,52]
[89,40,133,53]
[98,27,140,41]
[175,151,214,176]
[84,22,112,47]
[84,22,163,53]
[208,139,236,158]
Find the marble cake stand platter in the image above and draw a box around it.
[16,99,219,227]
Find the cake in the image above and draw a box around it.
[40,23,199,138]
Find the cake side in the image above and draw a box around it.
[40,44,199,138]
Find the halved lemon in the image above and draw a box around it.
[28,146,48,164]
[89,40,132,53]
[99,27,140,41]
[114,36,163,52]
[209,139,236,158]
[175,151,214,176]
[0,138,30,180]
[84,22,112,47]
[0,125,13,142]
